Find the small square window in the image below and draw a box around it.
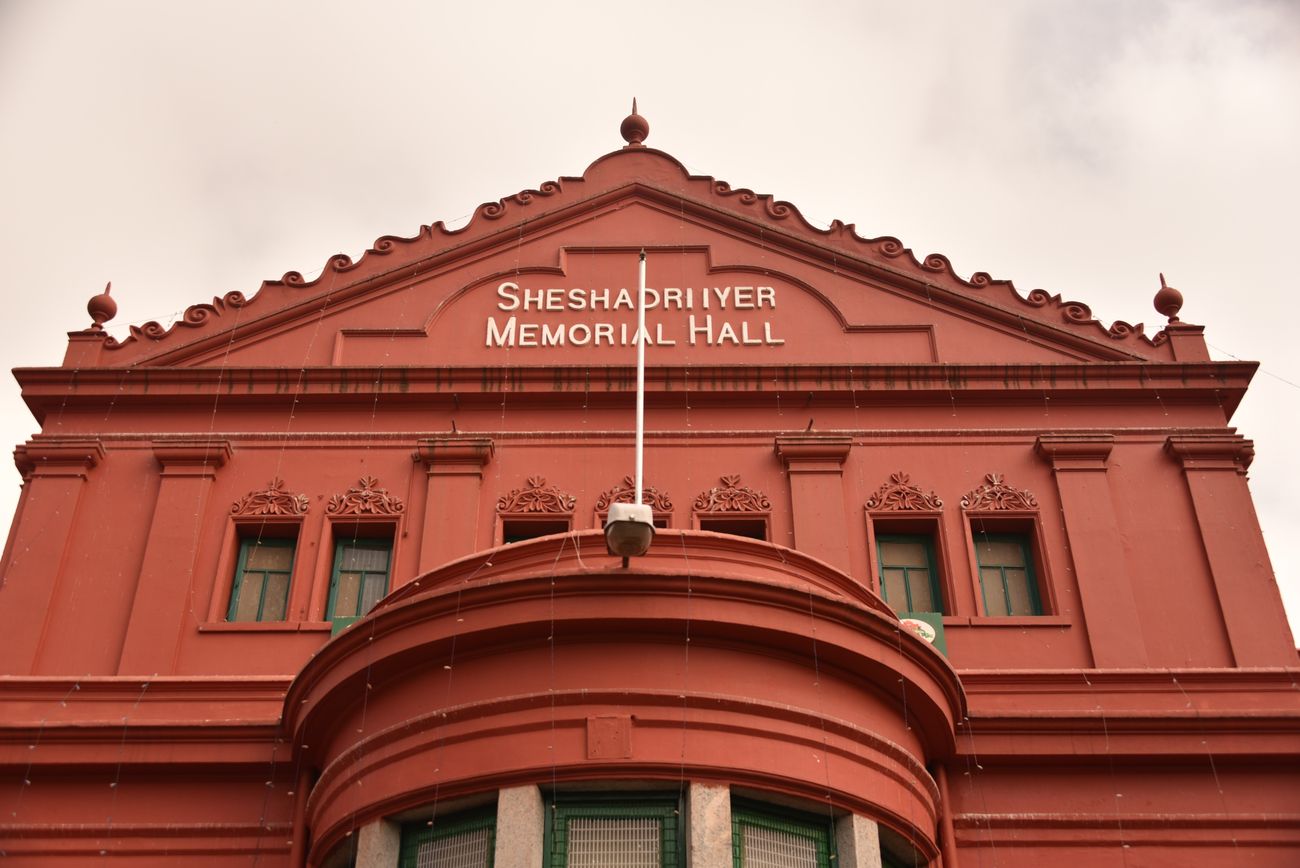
[399,809,495,868]
[228,538,295,622]
[973,532,1042,616]
[328,538,393,631]
[876,534,941,614]
[731,802,833,868]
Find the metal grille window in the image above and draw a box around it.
[875,535,941,613]
[973,532,1042,616]
[400,812,495,868]
[328,539,392,632]
[548,799,679,868]
[731,805,832,868]
[228,538,294,622]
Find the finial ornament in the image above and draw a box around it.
[1154,273,1183,323]
[87,281,117,330]
[620,98,649,148]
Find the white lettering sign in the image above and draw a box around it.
[486,282,785,348]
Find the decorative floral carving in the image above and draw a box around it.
[231,478,309,516]
[327,476,405,516]
[594,476,673,513]
[693,475,771,513]
[960,474,1038,511]
[496,476,576,514]
[866,472,943,511]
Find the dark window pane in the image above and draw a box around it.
[980,567,1010,616]
[361,573,388,614]
[907,569,934,611]
[233,573,265,621]
[340,545,389,572]
[245,542,294,570]
[334,572,362,617]
[879,540,927,568]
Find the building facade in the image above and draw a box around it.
[1,109,1297,867]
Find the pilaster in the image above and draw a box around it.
[0,440,105,673]
[413,436,494,574]
[1165,433,1296,665]
[774,435,853,571]
[118,440,232,674]
[1036,434,1147,667]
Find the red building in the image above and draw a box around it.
[2,108,1297,867]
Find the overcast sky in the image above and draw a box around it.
[1,0,1297,632]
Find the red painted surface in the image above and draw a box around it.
[1,114,1297,865]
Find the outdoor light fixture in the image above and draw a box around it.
[605,247,656,565]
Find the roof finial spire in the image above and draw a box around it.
[86,281,117,331]
[1154,272,1183,323]
[620,98,649,148]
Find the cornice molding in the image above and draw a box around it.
[1165,433,1254,471]
[1035,433,1114,471]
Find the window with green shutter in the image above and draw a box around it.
[973,531,1042,616]
[327,539,392,633]
[875,534,942,614]
[731,802,833,868]
[228,538,295,622]
[546,796,680,867]
[399,810,495,868]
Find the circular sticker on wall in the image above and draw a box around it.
[900,618,937,644]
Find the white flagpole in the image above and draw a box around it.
[635,250,647,507]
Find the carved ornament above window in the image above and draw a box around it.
[496,476,576,514]
[231,478,309,516]
[327,476,405,516]
[960,473,1038,511]
[866,471,943,511]
[693,475,771,513]
[595,476,674,513]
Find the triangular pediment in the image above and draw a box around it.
[82,144,1176,370]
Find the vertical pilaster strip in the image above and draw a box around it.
[1035,435,1147,667]
[494,784,544,868]
[0,440,104,674]
[687,781,733,868]
[355,817,401,868]
[1166,434,1296,665]
[413,437,493,575]
[774,435,853,571]
[834,813,883,868]
[118,440,231,674]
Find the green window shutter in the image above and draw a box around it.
[328,539,393,633]
[876,534,941,614]
[547,798,680,867]
[399,810,495,868]
[228,538,295,622]
[973,532,1042,616]
[731,803,833,868]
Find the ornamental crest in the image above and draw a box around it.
[595,476,674,513]
[327,476,405,516]
[960,473,1038,511]
[231,478,309,516]
[693,475,771,513]
[866,472,943,511]
[497,476,576,514]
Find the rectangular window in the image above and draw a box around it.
[731,804,833,868]
[228,538,294,622]
[698,517,768,541]
[875,534,941,613]
[399,810,495,868]
[974,532,1041,616]
[548,799,679,867]
[502,518,571,544]
[328,539,393,630]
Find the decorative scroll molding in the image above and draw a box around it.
[496,476,576,514]
[231,478,309,516]
[97,141,1166,361]
[595,476,673,513]
[693,475,771,513]
[960,474,1038,511]
[866,471,943,511]
[327,476,405,516]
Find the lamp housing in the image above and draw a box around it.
[604,502,655,559]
